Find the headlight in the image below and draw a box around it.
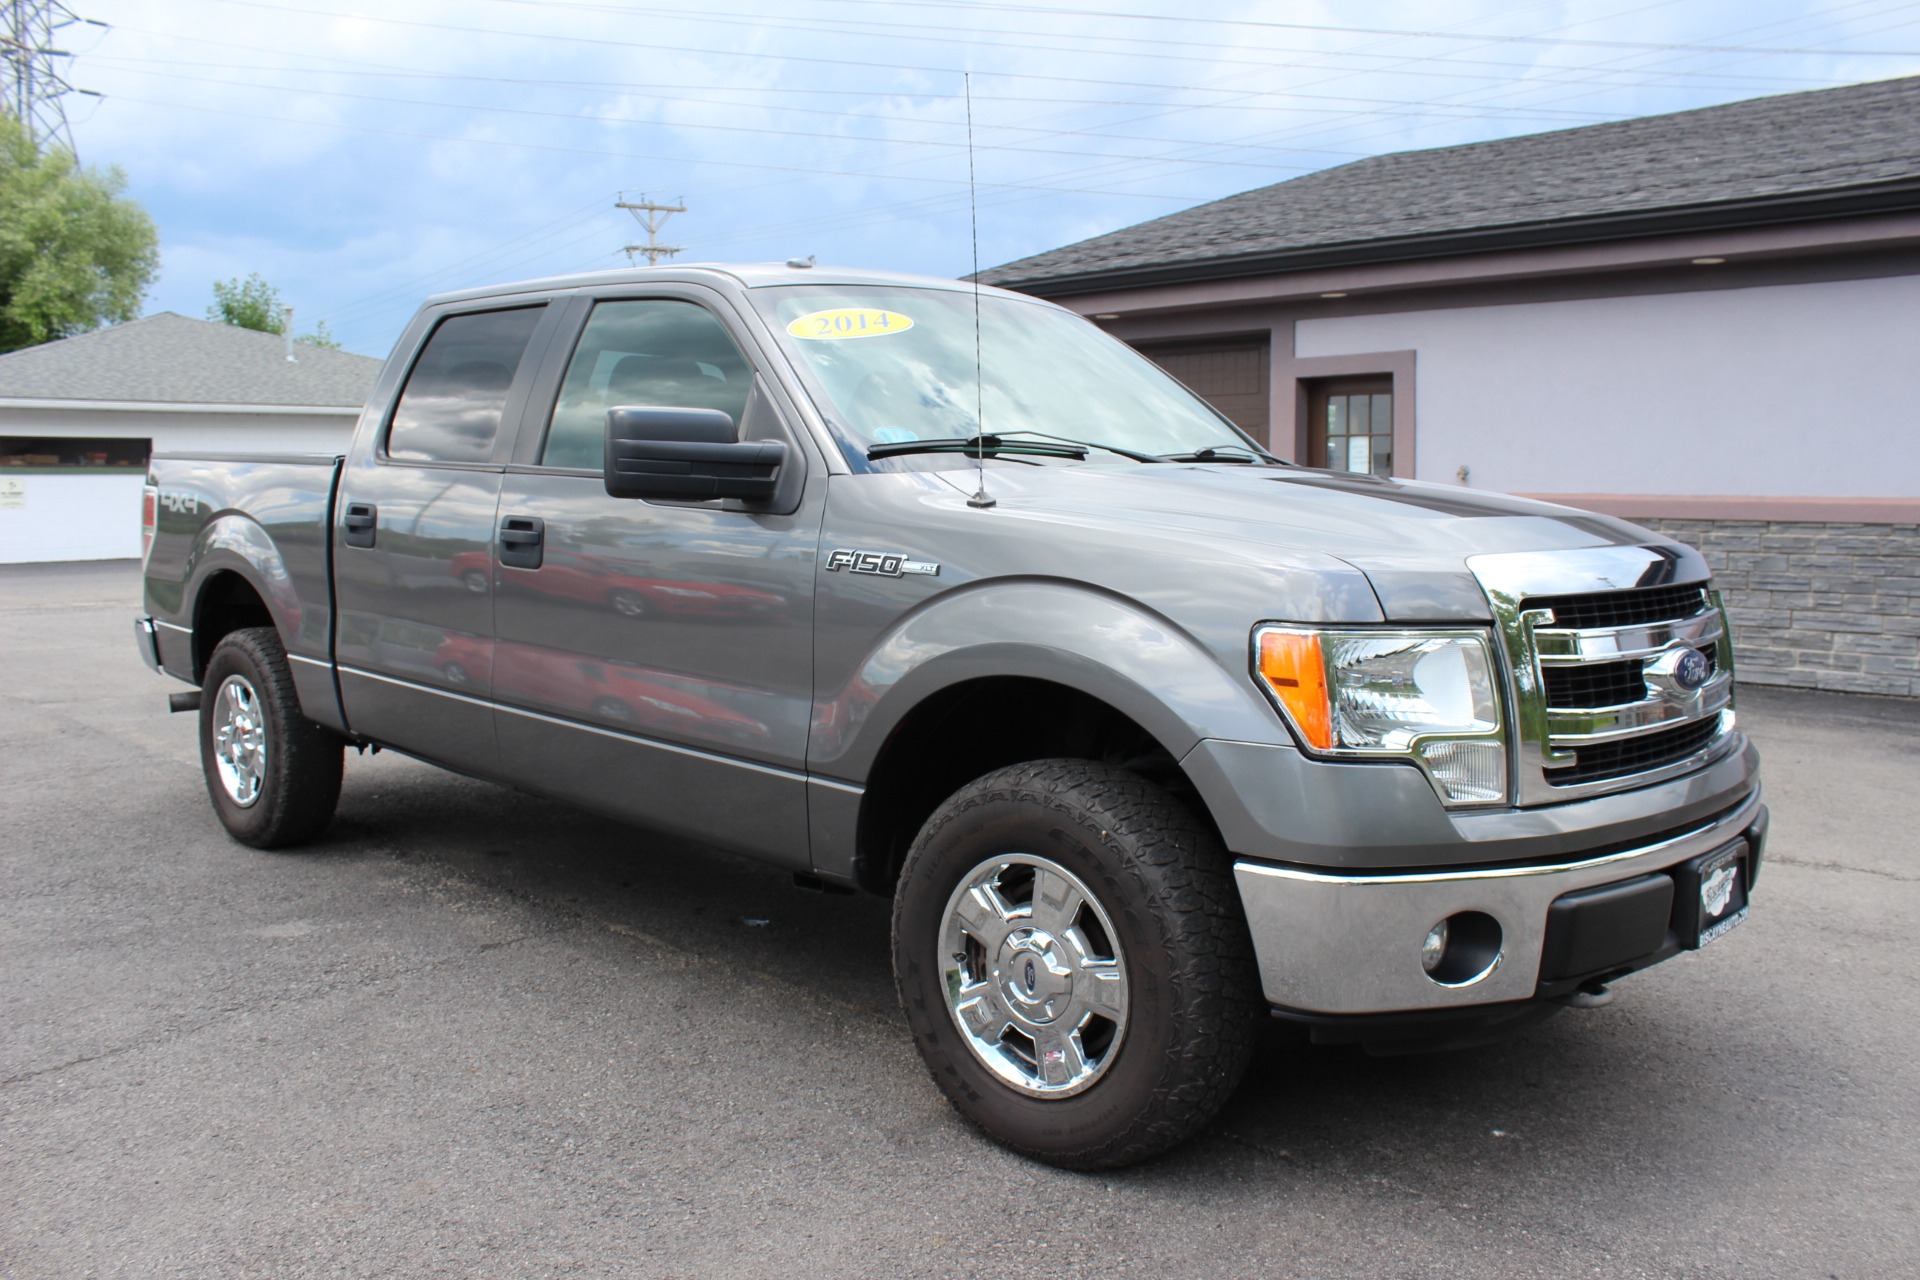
[1254,626,1508,806]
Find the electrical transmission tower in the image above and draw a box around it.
[617,194,685,266]
[2,1,104,154]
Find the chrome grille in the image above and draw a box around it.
[1469,546,1740,806]
[1525,583,1710,630]
[1544,717,1724,786]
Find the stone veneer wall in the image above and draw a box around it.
[1635,518,1920,698]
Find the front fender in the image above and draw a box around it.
[810,579,1287,782]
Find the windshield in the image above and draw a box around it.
[748,285,1255,468]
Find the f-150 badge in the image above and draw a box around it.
[825,548,939,577]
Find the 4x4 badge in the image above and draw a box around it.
[825,548,939,577]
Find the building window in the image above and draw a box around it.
[0,436,151,470]
[1308,377,1393,475]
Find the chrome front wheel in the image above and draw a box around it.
[941,854,1128,1098]
[211,674,267,807]
[893,759,1261,1170]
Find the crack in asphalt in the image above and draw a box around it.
[1767,855,1917,883]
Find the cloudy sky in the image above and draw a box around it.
[52,0,1920,354]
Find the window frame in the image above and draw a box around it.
[506,284,814,489]
[1282,349,1416,477]
[1306,376,1395,474]
[375,297,567,471]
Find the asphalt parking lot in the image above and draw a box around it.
[3,559,1917,1279]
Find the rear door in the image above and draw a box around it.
[489,286,824,868]
[332,298,564,775]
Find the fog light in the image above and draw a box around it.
[1416,739,1506,804]
[1421,911,1504,987]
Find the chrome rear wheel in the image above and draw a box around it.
[211,674,267,807]
[198,627,342,849]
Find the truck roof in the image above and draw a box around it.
[422,262,1043,308]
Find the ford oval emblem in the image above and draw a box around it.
[1024,959,1037,992]
[1674,648,1712,691]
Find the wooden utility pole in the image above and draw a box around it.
[617,195,686,266]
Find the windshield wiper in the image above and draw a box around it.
[989,429,1167,463]
[1160,444,1280,465]
[866,434,1088,461]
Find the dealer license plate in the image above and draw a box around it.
[1688,840,1750,947]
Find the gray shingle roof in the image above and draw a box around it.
[981,75,1920,292]
[0,312,383,407]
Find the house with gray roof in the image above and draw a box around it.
[0,313,382,563]
[984,75,1920,696]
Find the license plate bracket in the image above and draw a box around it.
[1673,838,1751,948]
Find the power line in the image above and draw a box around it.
[728,0,1920,57]
[1,0,104,152]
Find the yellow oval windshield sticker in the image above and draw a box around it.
[788,308,914,340]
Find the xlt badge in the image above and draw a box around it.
[825,548,939,578]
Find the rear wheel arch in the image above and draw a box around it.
[191,569,275,681]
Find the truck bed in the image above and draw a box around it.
[142,451,344,723]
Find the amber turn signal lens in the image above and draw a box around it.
[1257,630,1332,750]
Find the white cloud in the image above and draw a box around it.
[59,0,1920,354]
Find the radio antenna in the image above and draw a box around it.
[963,72,994,510]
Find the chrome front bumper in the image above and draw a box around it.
[1233,784,1765,1015]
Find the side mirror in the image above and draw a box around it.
[604,406,787,502]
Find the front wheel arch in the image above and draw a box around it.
[853,675,1217,895]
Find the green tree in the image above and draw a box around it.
[207,272,285,334]
[208,273,342,348]
[298,319,342,350]
[0,113,160,353]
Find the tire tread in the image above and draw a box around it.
[201,627,343,849]
[894,758,1263,1169]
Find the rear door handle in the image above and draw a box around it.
[498,515,544,570]
[342,502,377,548]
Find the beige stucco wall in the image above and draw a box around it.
[1293,272,1920,500]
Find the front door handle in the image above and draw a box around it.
[498,515,544,570]
[342,502,377,548]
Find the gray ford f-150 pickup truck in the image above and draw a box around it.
[137,263,1766,1168]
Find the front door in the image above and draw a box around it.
[490,293,823,868]
[332,302,556,776]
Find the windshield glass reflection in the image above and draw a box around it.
[749,286,1250,467]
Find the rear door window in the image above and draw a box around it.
[387,306,546,463]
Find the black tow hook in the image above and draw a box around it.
[167,691,202,714]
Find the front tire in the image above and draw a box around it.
[893,759,1261,1169]
[199,627,343,849]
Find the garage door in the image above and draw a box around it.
[1132,336,1271,446]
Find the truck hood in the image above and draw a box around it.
[935,462,1673,620]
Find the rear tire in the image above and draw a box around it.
[892,759,1261,1169]
[199,627,343,849]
